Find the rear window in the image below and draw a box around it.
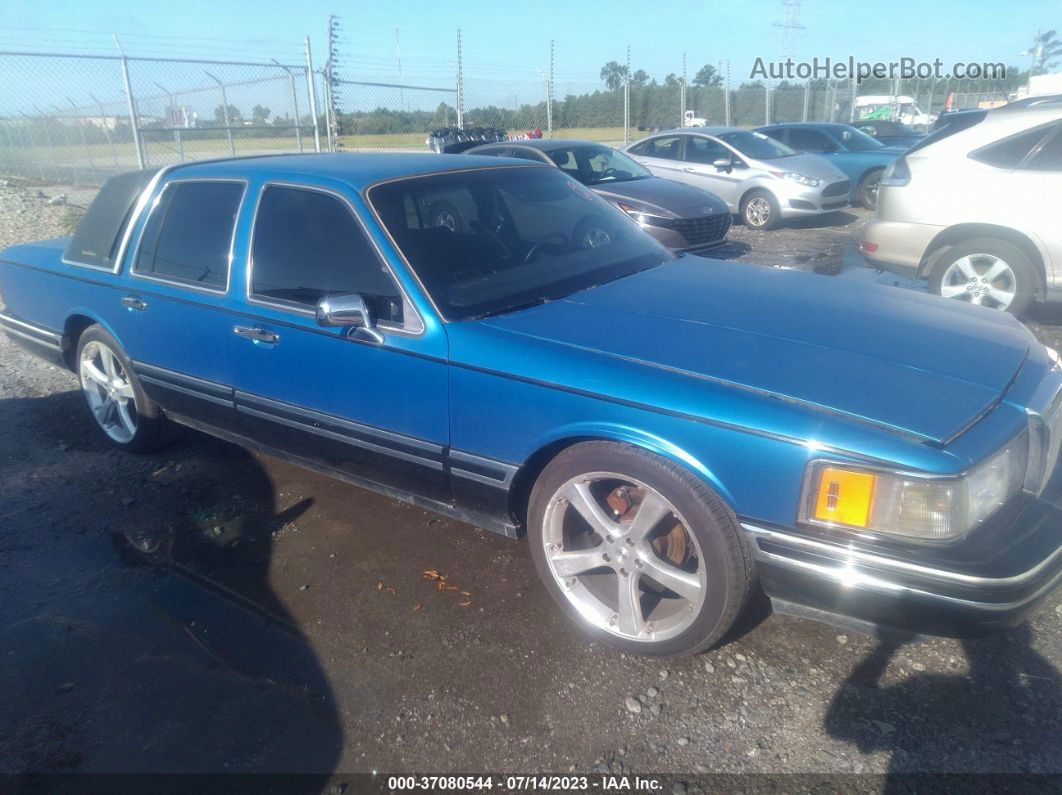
[909,112,985,154]
[134,181,244,290]
[64,168,160,269]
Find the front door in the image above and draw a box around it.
[229,181,451,504]
[677,134,744,209]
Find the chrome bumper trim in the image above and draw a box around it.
[741,522,1062,590]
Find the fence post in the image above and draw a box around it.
[66,98,98,184]
[90,93,121,171]
[205,72,236,156]
[802,83,810,121]
[273,60,303,152]
[764,84,771,125]
[19,114,48,181]
[456,29,464,129]
[623,45,630,145]
[724,61,731,126]
[304,37,322,152]
[154,82,184,162]
[848,80,857,122]
[115,36,146,170]
[680,52,687,128]
[547,39,554,137]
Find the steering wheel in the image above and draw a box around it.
[523,231,569,263]
[599,167,623,181]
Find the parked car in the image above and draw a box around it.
[851,119,924,149]
[463,139,731,251]
[861,105,1062,315]
[854,95,935,129]
[623,128,850,230]
[754,122,903,209]
[3,154,1061,656]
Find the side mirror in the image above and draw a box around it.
[712,156,732,171]
[316,294,384,343]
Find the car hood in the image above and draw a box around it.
[591,177,729,217]
[478,258,1031,443]
[760,153,847,181]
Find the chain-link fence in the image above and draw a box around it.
[0,48,321,186]
[0,26,1031,186]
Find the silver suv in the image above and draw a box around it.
[623,128,850,230]
[861,105,1062,314]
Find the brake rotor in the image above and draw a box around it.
[605,485,694,590]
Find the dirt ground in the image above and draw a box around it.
[0,187,1059,787]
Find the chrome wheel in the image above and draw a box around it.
[79,340,138,444]
[939,254,1016,310]
[580,227,612,248]
[541,472,707,643]
[745,197,771,227]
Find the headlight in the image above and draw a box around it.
[800,434,1028,541]
[770,171,821,187]
[616,202,669,227]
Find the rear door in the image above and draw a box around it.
[117,178,246,429]
[1011,125,1062,286]
[627,135,685,178]
[228,181,451,503]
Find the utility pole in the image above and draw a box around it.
[114,34,145,169]
[204,72,235,156]
[547,39,554,137]
[624,45,631,144]
[304,36,322,152]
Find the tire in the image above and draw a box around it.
[928,238,1036,316]
[527,441,753,657]
[427,201,464,233]
[740,190,781,231]
[857,169,883,210]
[76,325,175,452]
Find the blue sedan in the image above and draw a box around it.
[754,122,904,209]
[2,154,1061,655]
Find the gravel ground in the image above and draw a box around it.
[0,184,1059,783]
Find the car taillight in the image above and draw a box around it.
[881,157,911,187]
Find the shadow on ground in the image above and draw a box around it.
[0,392,342,784]
[825,625,1061,782]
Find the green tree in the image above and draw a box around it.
[213,104,242,124]
[251,105,271,124]
[1028,30,1062,75]
[693,64,721,87]
[600,61,629,91]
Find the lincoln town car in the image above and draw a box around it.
[1,153,1060,656]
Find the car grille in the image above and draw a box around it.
[821,179,851,198]
[651,214,732,247]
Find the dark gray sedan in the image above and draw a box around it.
[464,139,731,251]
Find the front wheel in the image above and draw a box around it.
[76,325,175,452]
[740,190,781,231]
[857,169,883,210]
[527,441,753,656]
[928,238,1036,315]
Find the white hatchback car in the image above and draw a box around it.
[861,105,1062,314]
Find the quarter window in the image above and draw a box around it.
[250,186,403,323]
[971,127,1053,169]
[135,181,243,289]
[1022,128,1062,170]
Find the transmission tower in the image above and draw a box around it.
[773,0,804,60]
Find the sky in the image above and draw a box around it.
[0,0,1055,116]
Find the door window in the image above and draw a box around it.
[971,126,1054,169]
[629,136,682,160]
[249,186,403,323]
[787,128,834,153]
[684,136,731,164]
[134,181,244,290]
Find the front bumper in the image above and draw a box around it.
[743,469,1062,634]
[639,213,732,251]
[774,178,851,218]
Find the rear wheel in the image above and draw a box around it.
[76,325,175,452]
[528,441,753,656]
[740,190,781,231]
[928,238,1036,315]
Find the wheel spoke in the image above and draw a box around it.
[940,283,969,298]
[615,572,644,636]
[550,547,606,577]
[953,256,978,281]
[562,481,619,536]
[114,381,135,400]
[988,287,1015,307]
[982,258,1008,283]
[116,400,137,435]
[640,555,702,602]
[626,492,670,543]
[970,292,984,306]
[81,359,109,386]
[100,347,117,377]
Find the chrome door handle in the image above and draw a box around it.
[120,296,147,311]
[233,325,279,344]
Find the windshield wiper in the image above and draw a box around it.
[475,296,550,319]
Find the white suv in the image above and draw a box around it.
[861,105,1061,314]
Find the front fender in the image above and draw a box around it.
[525,421,736,507]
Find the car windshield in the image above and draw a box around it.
[369,167,676,321]
[546,144,652,185]
[717,130,795,160]
[836,126,885,151]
